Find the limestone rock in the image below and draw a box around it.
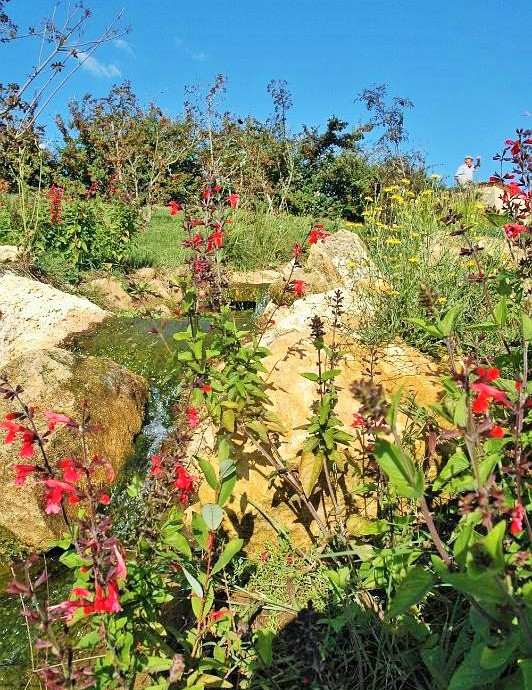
[0,348,148,548]
[0,245,20,263]
[88,276,137,311]
[0,273,110,367]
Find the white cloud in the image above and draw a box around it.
[174,37,208,62]
[114,38,134,56]
[78,52,121,79]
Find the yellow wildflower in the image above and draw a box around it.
[408,257,419,263]
[383,185,398,192]
[421,189,433,196]
[364,196,374,202]
[386,237,401,245]
[405,190,416,197]
[390,194,405,204]
[437,297,447,304]
[412,232,420,237]
[400,178,411,185]
[466,259,476,268]
[431,174,441,180]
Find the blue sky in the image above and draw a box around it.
[3,0,532,183]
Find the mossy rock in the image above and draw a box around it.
[0,347,148,550]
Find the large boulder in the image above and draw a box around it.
[0,348,148,548]
[193,327,440,551]
[0,272,110,367]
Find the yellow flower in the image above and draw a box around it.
[408,256,419,263]
[437,297,447,304]
[347,261,357,268]
[421,189,433,196]
[383,185,398,192]
[466,259,476,268]
[364,196,374,202]
[431,174,441,180]
[400,178,411,185]
[405,190,416,197]
[386,237,401,245]
[352,222,364,227]
[474,203,485,210]
[390,194,405,204]
[412,232,420,237]
[390,290,401,296]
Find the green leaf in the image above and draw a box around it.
[59,551,88,569]
[217,473,236,507]
[299,449,323,496]
[439,304,461,337]
[181,566,203,598]
[522,312,532,341]
[300,372,320,382]
[197,458,219,491]
[211,538,244,575]
[442,571,506,604]
[321,368,342,381]
[433,450,469,491]
[386,387,403,429]
[163,530,192,558]
[480,633,519,670]
[375,438,424,499]
[493,297,507,326]
[407,317,444,338]
[221,408,235,433]
[453,393,468,428]
[246,420,270,444]
[387,566,434,619]
[448,643,506,690]
[202,504,223,531]
[479,520,505,570]
[146,656,174,673]
[75,630,101,650]
[255,629,274,667]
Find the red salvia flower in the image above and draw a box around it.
[293,243,302,259]
[207,230,224,251]
[13,464,37,486]
[227,193,240,208]
[509,503,525,535]
[186,407,200,428]
[150,454,162,476]
[291,279,306,297]
[308,227,330,244]
[488,426,505,438]
[168,201,181,215]
[503,223,528,240]
[59,458,83,483]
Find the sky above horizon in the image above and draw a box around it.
[3,0,532,184]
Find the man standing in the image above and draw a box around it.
[454,155,481,186]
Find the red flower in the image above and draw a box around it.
[227,193,240,208]
[471,395,490,414]
[19,431,36,458]
[293,243,302,259]
[351,413,367,429]
[489,426,505,438]
[183,233,203,249]
[260,550,268,561]
[471,381,510,405]
[13,464,37,486]
[509,503,525,535]
[503,223,528,240]
[168,201,181,215]
[85,581,121,614]
[203,187,212,200]
[59,458,83,483]
[207,230,224,251]
[1,419,26,444]
[113,544,127,581]
[291,280,306,297]
[173,465,197,503]
[213,185,222,193]
[308,227,330,244]
[190,218,204,227]
[43,411,77,432]
[186,407,200,429]
[516,380,523,391]
[475,367,500,381]
[150,454,162,476]
[208,608,230,622]
[42,479,77,515]
[99,493,111,505]
[201,384,212,393]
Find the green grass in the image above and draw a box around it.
[128,207,333,271]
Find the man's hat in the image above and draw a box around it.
[465,155,474,160]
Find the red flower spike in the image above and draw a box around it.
[201,384,212,393]
[308,228,330,244]
[503,223,528,240]
[509,503,525,536]
[472,395,490,414]
[203,187,212,200]
[99,493,111,505]
[168,201,181,215]
[150,454,162,477]
[227,193,240,208]
[291,280,306,297]
[207,230,224,252]
[59,458,83,483]
[13,464,37,486]
[293,243,302,259]
[186,407,200,429]
[489,426,504,438]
